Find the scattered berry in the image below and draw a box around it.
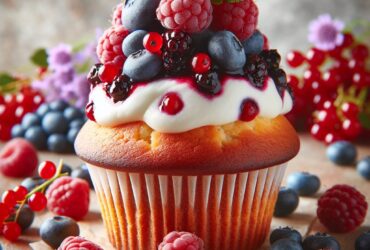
[143,32,163,53]
[21,113,40,129]
[326,141,357,165]
[7,205,35,231]
[156,0,212,33]
[21,177,46,192]
[122,30,148,57]
[341,102,359,118]
[106,75,133,103]
[159,92,184,115]
[42,111,69,134]
[59,236,103,250]
[242,30,264,55]
[98,63,121,83]
[270,227,302,244]
[357,156,370,180]
[158,231,204,250]
[47,134,72,154]
[63,107,84,122]
[46,176,90,221]
[211,0,258,41]
[355,231,370,250]
[0,138,38,178]
[195,71,221,95]
[286,172,320,196]
[71,164,93,189]
[24,126,48,150]
[13,185,28,201]
[317,184,368,233]
[40,216,80,249]
[306,48,326,66]
[111,3,123,26]
[302,233,340,250]
[38,161,57,179]
[61,164,73,176]
[271,239,303,250]
[11,124,25,139]
[192,53,211,74]
[49,101,69,112]
[2,222,21,242]
[274,187,299,217]
[0,202,10,221]
[239,99,259,122]
[28,192,47,212]
[286,51,306,68]
[121,0,161,31]
[2,190,17,208]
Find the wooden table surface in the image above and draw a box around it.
[0,134,369,250]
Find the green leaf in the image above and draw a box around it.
[0,73,16,86]
[30,48,48,67]
[359,112,370,129]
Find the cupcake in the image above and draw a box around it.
[75,1,300,249]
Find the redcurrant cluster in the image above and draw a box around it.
[286,32,370,144]
[0,160,66,241]
[0,86,44,141]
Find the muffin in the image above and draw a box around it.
[75,1,300,250]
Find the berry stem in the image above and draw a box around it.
[304,216,319,238]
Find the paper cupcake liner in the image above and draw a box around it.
[87,164,287,250]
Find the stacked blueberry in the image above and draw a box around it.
[11,100,85,153]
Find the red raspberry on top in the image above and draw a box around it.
[158,231,204,250]
[96,26,129,68]
[58,236,103,250]
[112,3,123,26]
[211,0,258,41]
[46,176,90,221]
[156,0,213,33]
[317,184,368,233]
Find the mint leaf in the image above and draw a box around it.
[0,73,16,86]
[359,112,370,129]
[30,48,48,67]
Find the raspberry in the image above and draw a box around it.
[317,184,368,233]
[156,0,213,33]
[46,177,90,221]
[96,26,129,67]
[211,0,258,41]
[111,3,123,26]
[58,236,103,250]
[158,231,204,250]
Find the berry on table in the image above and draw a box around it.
[59,236,103,250]
[310,123,328,141]
[286,51,306,68]
[47,134,72,154]
[11,124,25,139]
[274,187,299,217]
[21,113,40,129]
[0,202,10,221]
[342,119,362,140]
[271,239,303,250]
[239,99,259,122]
[13,186,28,201]
[71,164,93,189]
[357,157,370,180]
[122,30,148,57]
[156,0,213,33]
[270,227,302,244]
[24,126,48,150]
[341,102,359,119]
[42,112,69,135]
[158,231,204,250]
[306,48,326,66]
[326,141,357,166]
[7,205,35,231]
[2,222,21,242]
[191,53,211,74]
[49,101,69,112]
[40,216,80,249]
[324,132,344,145]
[322,68,342,89]
[302,233,340,250]
[38,161,57,179]
[355,231,370,250]
[317,184,368,233]
[28,192,47,212]
[286,172,320,196]
[143,32,163,53]
[63,107,84,122]
[21,177,45,192]
[195,71,222,95]
[2,190,17,207]
[351,44,369,61]
[159,92,184,115]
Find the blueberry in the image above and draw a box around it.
[71,164,93,189]
[47,134,72,153]
[40,216,79,249]
[70,118,85,129]
[121,0,161,31]
[7,205,35,231]
[61,164,73,176]
[302,233,340,250]
[42,112,69,134]
[122,30,148,57]
[357,156,370,180]
[67,127,80,144]
[49,100,69,112]
[36,103,50,117]
[123,49,162,82]
[327,141,357,166]
[208,31,246,74]
[21,113,41,129]
[0,243,2,250]
[21,177,46,192]
[24,126,48,150]
[242,30,264,55]
[356,231,370,250]
[11,124,25,138]
[63,107,84,122]
[271,239,303,250]
[192,30,214,53]
[270,227,302,244]
[286,172,321,196]
[274,187,299,217]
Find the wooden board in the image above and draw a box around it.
[0,134,369,250]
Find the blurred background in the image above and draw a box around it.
[0,0,369,71]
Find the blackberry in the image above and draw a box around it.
[270,68,288,96]
[195,71,222,95]
[244,54,268,88]
[162,30,193,75]
[106,75,132,103]
[260,49,281,73]
[87,64,102,87]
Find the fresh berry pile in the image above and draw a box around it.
[0,87,44,141]
[86,0,291,122]
[285,15,370,144]
[11,100,86,153]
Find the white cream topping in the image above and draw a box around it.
[90,77,293,133]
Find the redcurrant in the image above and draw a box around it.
[341,33,354,48]
[303,68,321,85]
[323,68,342,90]
[2,190,17,207]
[351,44,369,61]
[239,99,259,122]
[341,102,359,119]
[342,119,362,140]
[0,202,10,221]
[159,93,184,115]
[353,71,370,88]
[317,109,340,128]
[143,32,163,53]
[28,192,47,212]
[191,53,211,74]
[325,133,343,145]
[286,51,305,68]
[310,123,327,141]
[2,222,21,242]
[13,186,28,201]
[306,48,326,66]
[38,161,57,179]
[98,63,121,83]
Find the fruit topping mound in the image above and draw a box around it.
[87,0,293,123]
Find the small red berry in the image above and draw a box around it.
[158,231,204,250]
[323,69,342,90]
[342,119,362,140]
[191,53,211,74]
[239,99,259,122]
[341,102,359,119]
[353,71,370,88]
[341,33,354,48]
[28,192,47,212]
[0,202,10,221]
[324,133,343,145]
[322,100,334,110]
[143,32,163,53]
[159,93,184,115]
[348,59,365,71]
[303,68,321,85]
[2,190,17,207]
[2,222,21,241]
[351,44,369,61]
[306,48,326,66]
[13,186,28,201]
[286,51,305,68]
[310,123,327,141]
[38,161,57,179]
[85,102,96,122]
[98,63,121,83]
[317,109,340,128]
